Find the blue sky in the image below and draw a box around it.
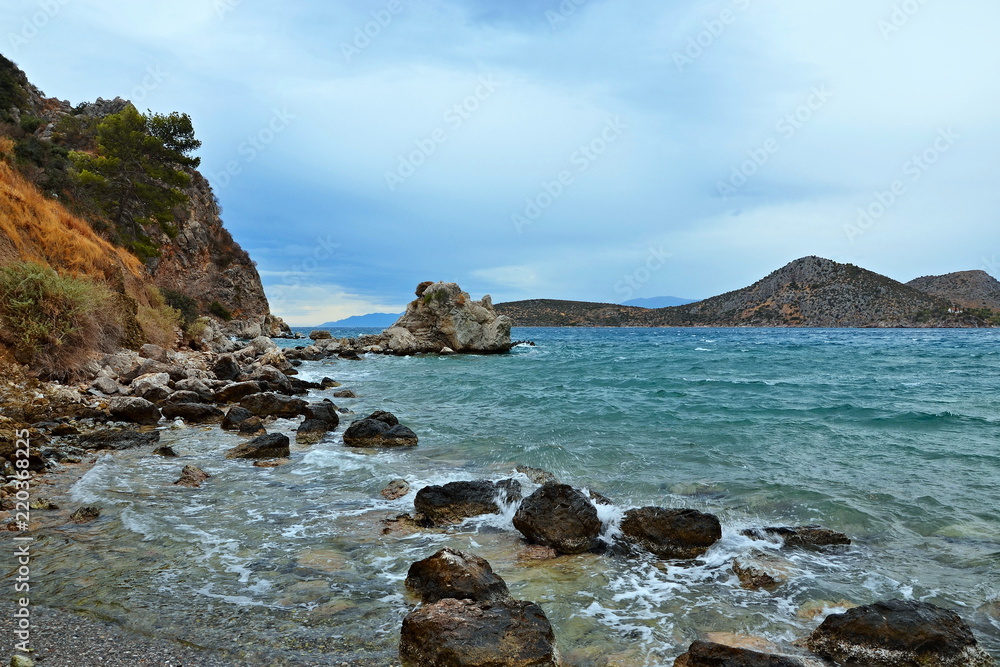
[4,0,1000,325]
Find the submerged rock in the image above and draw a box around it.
[381,478,410,500]
[153,446,178,457]
[239,392,307,419]
[160,403,224,424]
[78,428,160,451]
[225,432,290,460]
[620,507,721,560]
[405,547,511,604]
[174,465,210,488]
[732,551,793,591]
[807,599,994,667]
[70,506,101,523]
[414,480,521,526]
[674,640,807,666]
[513,483,602,554]
[743,525,851,549]
[303,400,340,428]
[515,465,557,485]
[221,406,254,431]
[296,418,329,445]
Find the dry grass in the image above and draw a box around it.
[136,285,180,348]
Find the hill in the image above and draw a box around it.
[319,312,402,328]
[622,296,698,308]
[497,257,997,328]
[906,270,1000,310]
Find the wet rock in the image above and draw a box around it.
[78,428,160,451]
[620,507,722,560]
[91,376,121,395]
[70,506,101,523]
[288,378,322,393]
[225,432,290,460]
[239,392,307,419]
[807,599,993,667]
[515,465,557,485]
[406,547,512,604]
[160,403,224,424]
[742,525,851,549]
[333,389,357,398]
[139,343,170,363]
[49,423,79,436]
[163,390,203,404]
[109,397,161,425]
[381,478,410,500]
[399,597,559,667]
[414,480,522,526]
[253,458,289,468]
[174,465,210,488]
[249,365,293,394]
[517,545,559,562]
[339,350,362,360]
[674,641,807,667]
[153,446,178,457]
[238,417,267,437]
[173,378,215,401]
[732,551,792,590]
[11,653,35,667]
[320,377,341,388]
[29,498,58,510]
[211,354,241,381]
[309,329,332,340]
[221,406,254,431]
[303,400,340,428]
[343,412,418,447]
[214,381,263,404]
[296,419,329,445]
[513,483,602,555]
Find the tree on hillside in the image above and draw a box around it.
[71,105,201,260]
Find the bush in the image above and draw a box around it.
[208,300,232,321]
[136,286,180,348]
[161,288,199,326]
[0,262,122,378]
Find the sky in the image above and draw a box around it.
[3,0,1000,325]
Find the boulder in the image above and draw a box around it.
[303,401,340,428]
[239,393,307,419]
[214,381,264,404]
[130,372,172,400]
[124,360,185,383]
[309,329,332,340]
[415,480,522,526]
[743,525,851,549]
[343,412,418,448]
[109,397,160,425]
[512,483,602,554]
[732,551,793,590]
[238,416,267,436]
[160,403,224,424]
[174,465,210,488]
[406,547,511,604]
[249,365,292,394]
[225,432,290,460]
[807,599,993,667]
[380,282,513,355]
[288,378,323,393]
[381,479,410,500]
[211,354,241,381]
[153,446,178,457]
[320,377,341,388]
[164,390,203,404]
[221,406,254,431]
[674,641,807,667]
[173,378,214,401]
[70,507,101,523]
[139,343,170,363]
[296,419,329,445]
[333,389,357,398]
[91,376,121,395]
[515,465,557,485]
[78,428,160,451]
[399,598,559,667]
[620,507,722,559]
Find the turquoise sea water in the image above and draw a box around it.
[11,328,1000,664]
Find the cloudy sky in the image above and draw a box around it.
[4,0,999,324]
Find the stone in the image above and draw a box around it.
[91,376,120,395]
[512,483,602,555]
[221,406,254,431]
[225,432,290,460]
[673,641,807,667]
[415,480,522,526]
[296,419,329,445]
[333,389,357,398]
[381,479,410,500]
[309,329,332,340]
[109,397,161,425]
[620,507,722,559]
[516,465,557,485]
[320,377,341,388]
[160,403,224,424]
[406,547,511,604]
[253,458,288,468]
[78,429,160,451]
[164,390,203,404]
[303,400,340,428]
[399,598,559,667]
[343,412,418,447]
[732,551,793,590]
[742,525,851,549]
[11,653,35,667]
[238,417,267,436]
[214,381,264,404]
[250,365,292,394]
[239,392,307,419]
[173,378,214,401]
[70,506,101,523]
[807,599,993,667]
[139,343,170,363]
[211,354,241,381]
[153,446,178,457]
[174,465,210,488]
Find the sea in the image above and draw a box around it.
[13,328,1000,665]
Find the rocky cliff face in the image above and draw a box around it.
[907,270,1000,310]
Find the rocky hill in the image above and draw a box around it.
[498,257,998,328]
[906,270,1000,310]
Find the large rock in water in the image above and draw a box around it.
[109,397,161,425]
[620,507,722,559]
[379,282,512,355]
[405,547,511,604]
[225,433,290,460]
[414,480,522,526]
[343,411,418,447]
[674,641,808,666]
[807,599,994,667]
[512,483,602,554]
[399,598,560,667]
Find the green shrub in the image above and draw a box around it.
[161,288,199,326]
[19,115,42,134]
[0,262,121,378]
[208,300,232,321]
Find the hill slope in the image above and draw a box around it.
[495,299,651,327]
[906,270,1000,310]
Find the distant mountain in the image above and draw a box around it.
[319,313,401,328]
[622,296,699,308]
[497,256,997,328]
[906,270,1000,310]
